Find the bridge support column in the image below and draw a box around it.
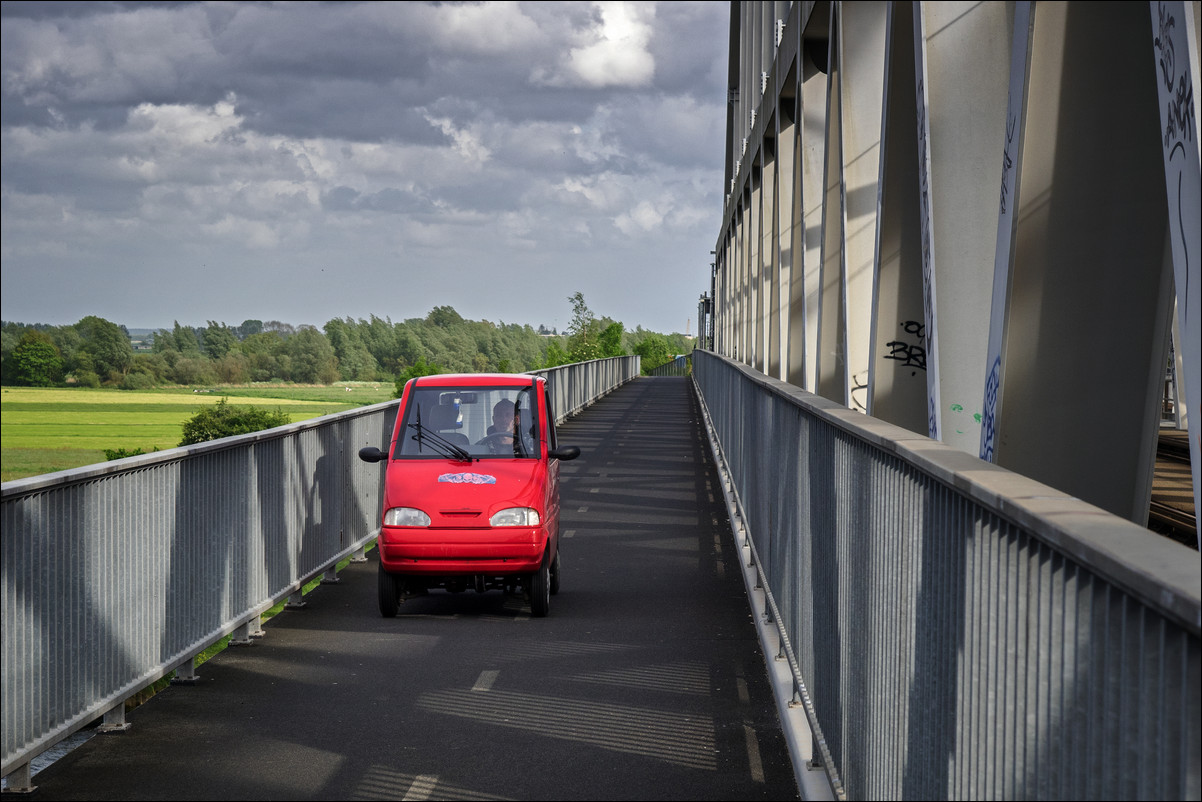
[2,762,34,794]
[229,614,265,646]
[98,701,131,733]
[171,657,199,685]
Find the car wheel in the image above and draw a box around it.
[378,561,400,618]
[530,552,551,617]
[550,548,561,596]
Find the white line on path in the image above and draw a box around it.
[743,725,766,784]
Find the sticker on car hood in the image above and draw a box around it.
[438,472,497,485]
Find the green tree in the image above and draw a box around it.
[11,330,64,386]
[213,353,250,384]
[285,326,339,384]
[235,319,263,339]
[1,328,20,383]
[240,331,285,382]
[565,292,600,361]
[120,353,169,389]
[171,321,203,355]
[179,398,291,446]
[427,305,464,328]
[202,322,238,360]
[598,321,625,357]
[73,315,134,382]
[172,357,217,386]
[393,357,444,397]
[324,318,379,381]
[542,339,571,368]
[633,333,673,374]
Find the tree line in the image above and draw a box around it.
[0,295,692,389]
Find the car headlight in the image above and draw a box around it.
[489,507,541,527]
[383,507,431,527]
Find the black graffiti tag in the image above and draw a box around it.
[885,320,927,372]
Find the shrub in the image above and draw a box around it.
[179,398,291,446]
[120,371,156,390]
[104,447,158,461]
[74,370,101,388]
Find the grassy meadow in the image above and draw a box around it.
[1,382,396,482]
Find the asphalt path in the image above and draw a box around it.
[27,377,800,801]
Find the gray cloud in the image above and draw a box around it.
[1,1,726,334]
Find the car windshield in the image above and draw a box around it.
[395,385,539,460]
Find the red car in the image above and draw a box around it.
[359,373,579,617]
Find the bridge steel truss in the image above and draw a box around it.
[694,349,1200,800]
[0,356,639,790]
[712,1,1201,541]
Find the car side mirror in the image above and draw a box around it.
[359,446,389,463]
[549,445,580,461]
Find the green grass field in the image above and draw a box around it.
[1,383,396,482]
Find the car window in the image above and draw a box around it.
[544,387,557,450]
[395,385,539,459]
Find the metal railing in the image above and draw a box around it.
[1,356,637,786]
[692,349,1201,801]
[648,354,691,377]
[530,355,640,423]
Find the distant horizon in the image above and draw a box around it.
[3,312,693,337]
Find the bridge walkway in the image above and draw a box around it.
[26,377,802,801]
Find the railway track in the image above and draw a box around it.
[1147,430,1196,549]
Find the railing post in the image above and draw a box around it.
[97,701,131,733]
[171,657,200,685]
[2,762,35,794]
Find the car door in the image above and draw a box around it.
[542,383,561,546]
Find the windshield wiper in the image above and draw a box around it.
[407,422,472,462]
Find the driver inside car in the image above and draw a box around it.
[481,399,515,450]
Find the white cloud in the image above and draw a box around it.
[615,199,667,236]
[532,1,655,89]
[422,115,492,166]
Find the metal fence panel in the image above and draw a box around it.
[692,349,1201,801]
[1,400,397,778]
[2,356,638,780]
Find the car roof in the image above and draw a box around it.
[411,373,542,388]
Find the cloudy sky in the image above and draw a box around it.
[1,0,727,335]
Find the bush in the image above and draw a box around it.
[120,371,156,390]
[74,370,101,388]
[104,447,158,461]
[179,398,291,446]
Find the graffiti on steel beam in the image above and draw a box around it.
[979,355,1001,461]
[884,320,927,374]
[916,75,940,440]
[1155,0,1195,311]
[999,102,1017,215]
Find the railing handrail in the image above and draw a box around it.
[0,399,401,500]
[2,357,638,782]
[697,351,1200,633]
[692,348,1200,800]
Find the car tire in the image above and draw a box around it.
[530,551,551,617]
[378,561,400,618]
[549,548,561,596]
